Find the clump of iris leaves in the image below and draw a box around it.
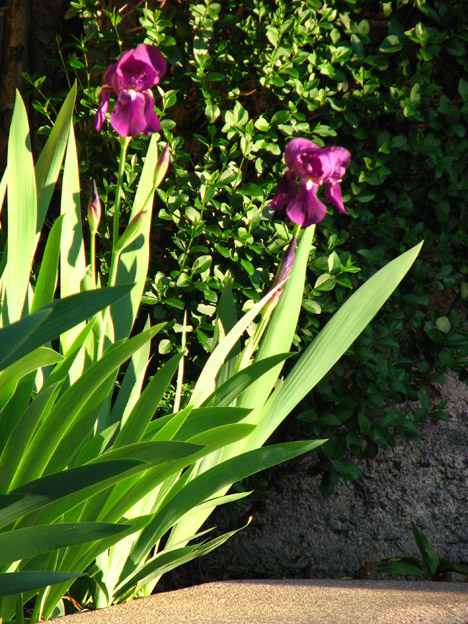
[26,0,468,497]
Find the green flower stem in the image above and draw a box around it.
[99,173,161,358]
[291,222,301,239]
[113,136,131,250]
[173,310,188,414]
[90,230,97,285]
[97,249,121,359]
[107,250,121,289]
[96,136,130,359]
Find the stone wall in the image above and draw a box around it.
[194,372,468,581]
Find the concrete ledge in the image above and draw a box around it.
[46,579,468,623]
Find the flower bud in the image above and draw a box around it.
[266,236,297,311]
[274,235,297,286]
[153,144,170,188]
[87,180,101,235]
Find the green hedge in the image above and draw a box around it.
[29,0,468,495]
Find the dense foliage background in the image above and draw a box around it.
[4,0,468,496]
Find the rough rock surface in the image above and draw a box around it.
[193,372,468,581]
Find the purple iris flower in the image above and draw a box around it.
[93,44,167,137]
[270,138,351,228]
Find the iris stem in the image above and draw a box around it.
[291,222,301,239]
[90,231,96,286]
[98,158,158,360]
[95,136,130,360]
[97,249,121,359]
[113,136,131,250]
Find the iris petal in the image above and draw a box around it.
[93,88,111,132]
[103,61,119,89]
[109,44,167,93]
[324,181,348,214]
[286,181,328,227]
[110,90,159,137]
[270,171,297,209]
[285,141,351,182]
[142,90,161,135]
[326,146,351,172]
[132,44,167,88]
[285,138,320,169]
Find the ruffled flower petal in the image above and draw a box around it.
[270,171,297,209]
[285,140,351,182]
[326,146,351,173]
[142,89,161,135]
[286,181,328,227]
[324,180,348,214]
[110,90,159,137]
[109,44,167,93]
[285,138,320,169]
[132,44,167,88]
[93,87,112,132]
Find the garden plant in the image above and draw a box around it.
[1,0,467,618]
[20,0,465,498]
[0,25,424,623]
[378,522,468,581]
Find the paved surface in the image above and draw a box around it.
[47,579,468,623]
